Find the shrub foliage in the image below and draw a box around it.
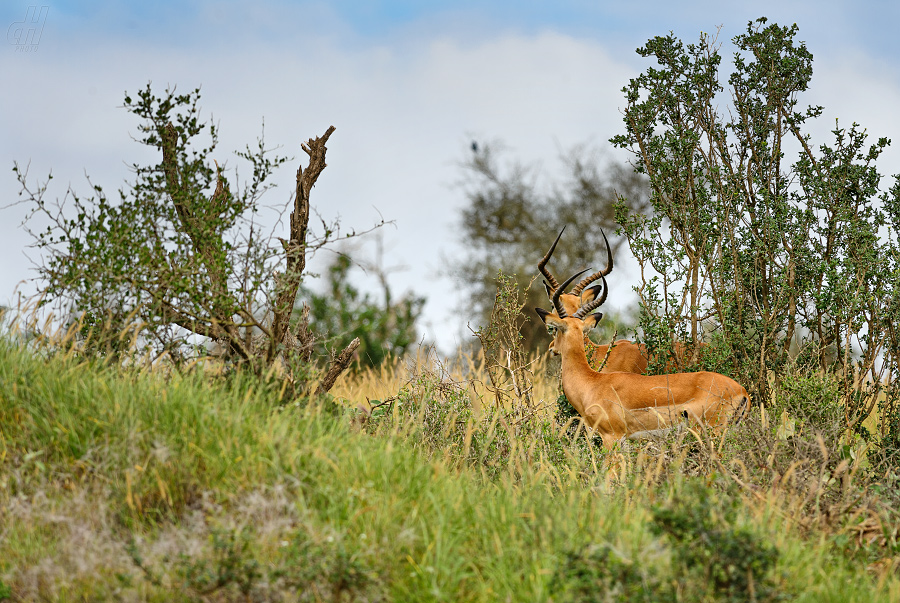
[16,84,386,391]
[611,19,900,459]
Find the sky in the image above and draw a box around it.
[2,1,899,354]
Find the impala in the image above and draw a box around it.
[538,227,706,373]
[536,270,748,448]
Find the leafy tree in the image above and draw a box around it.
[15,84,382,393]
[302,251,425,368]
[611,19,900,446]
[453,142,649,352]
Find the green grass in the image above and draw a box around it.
[1,341,898,601]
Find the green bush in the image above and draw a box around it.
[552,542,675,603]
[650,481,785,602]
[772,368,843,435]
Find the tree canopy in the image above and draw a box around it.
[611,18,900,449]
[16,84,384,393]
[453,142,649,352]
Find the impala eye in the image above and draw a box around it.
[547,326,557,336]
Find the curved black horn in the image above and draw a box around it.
[551,268,590,318]
[571,229,614,295]
[538,226,566,294]
[574,275,609,318]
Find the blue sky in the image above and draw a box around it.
[3,1,899,351]
[30,0,900,60]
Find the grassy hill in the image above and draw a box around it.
[1,341,898,601]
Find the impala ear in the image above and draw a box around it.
[543,280,554,300]
[536,307,566,330]
[581,283,604,304]
[582,313,603,333]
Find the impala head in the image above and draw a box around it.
[535,269,608,355]
[537,226,613,321]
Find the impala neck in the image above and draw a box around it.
[557,329,598,417]
[559,333,593,372]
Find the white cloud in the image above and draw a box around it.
[1,22,639,351]
[2,6,898,353]
[811,51,900,166]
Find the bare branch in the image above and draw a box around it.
[270,126,336,361]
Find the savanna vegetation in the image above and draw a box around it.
[3,17,900,602]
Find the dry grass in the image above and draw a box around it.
[2,339,900,601]
[331,347,561,420]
